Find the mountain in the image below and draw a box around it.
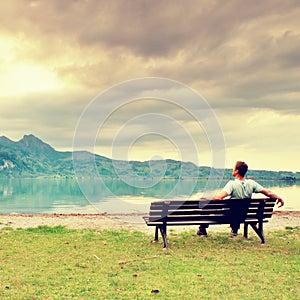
[0,134,198,178]
[0,134,299,180]
[0,134,70,177]
[16,134,57,159]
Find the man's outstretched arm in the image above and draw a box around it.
[261,189,284,208]
[212,191,229,200]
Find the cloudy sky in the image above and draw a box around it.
[0,0,299,172]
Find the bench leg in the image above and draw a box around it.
[250,222,266,244]
[154,226,159,242]
[159,225,168,249]
[243,223,249,239]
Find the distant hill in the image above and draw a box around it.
[0,134,299,181]
[0,134,70,177]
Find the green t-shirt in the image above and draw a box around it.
[223,179,264,199]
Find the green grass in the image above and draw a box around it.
[0,225,299,299]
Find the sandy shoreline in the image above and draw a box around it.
[0,211,299,235]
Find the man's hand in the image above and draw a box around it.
[276,198,284,208]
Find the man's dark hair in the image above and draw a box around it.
[235,161,248,177]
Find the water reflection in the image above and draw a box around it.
[0,178,299,214]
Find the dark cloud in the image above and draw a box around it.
[75,0,299,57]
[1,0,298,56]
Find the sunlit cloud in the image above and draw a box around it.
[0,64,63,96]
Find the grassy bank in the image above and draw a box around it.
[0,226,299,299]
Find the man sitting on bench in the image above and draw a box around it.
[197,161,284,237]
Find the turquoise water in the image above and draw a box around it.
[0,178,298,214]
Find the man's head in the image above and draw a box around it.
[233,161,248,177]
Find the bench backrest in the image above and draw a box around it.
[147,198,276,225]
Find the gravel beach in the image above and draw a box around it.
[0,211,299,235]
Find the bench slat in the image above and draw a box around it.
[145,219,270,226]
[147,214,273,223]
[149,207,273,216]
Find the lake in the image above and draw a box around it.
[0,178,299,214]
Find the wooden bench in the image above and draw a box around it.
[143,198,276,248]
